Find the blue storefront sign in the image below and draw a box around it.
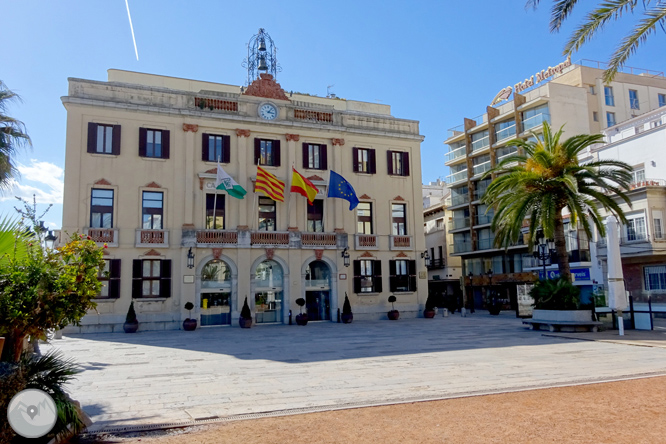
[538,268,591,281]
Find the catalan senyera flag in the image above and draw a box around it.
[255,166,285,202]
[290,168,319,205]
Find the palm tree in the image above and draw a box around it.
[0,81,31,191]
[528,0,666,82]
[481,122,632,282]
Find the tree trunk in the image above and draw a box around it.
[0,333,26,362]
[553,212,572,282]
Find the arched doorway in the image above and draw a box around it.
[254,260,283,324]
[305,260,331,321]
[200,259,232,326]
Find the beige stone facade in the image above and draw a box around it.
[61,69,426,332]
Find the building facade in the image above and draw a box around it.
[595,107,666,304]
[60,68,427,333]
[443,60,666,311]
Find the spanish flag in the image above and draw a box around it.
[290,167,319,205]
[255,166,285,202]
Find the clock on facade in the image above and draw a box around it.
[258,103,278,120]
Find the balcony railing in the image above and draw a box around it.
[136,229,169,248]
[473,162,491,176]
[450,194,470,206]
[390,235,412,250]
[294,109,333,123]
[445,170,468,184]
[447,123,465,138]
[448,218,470,230]
[477,238,496,250]
[355,234,378,250]
[427,258,446,269]
[473,188,487,201]
[475,213,494,226]
[301,233,337,246]
[194,97,238,112]
[251,231,290,245]
[196,230,238,245]
[471,135,490,153]
[450,241,473,254]
[496,147,518,162]
[522,112,550,132]
[495,123,517,143]
[85,228,118,247]
[445,146,467,162]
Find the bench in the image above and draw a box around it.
[523,319,602,333]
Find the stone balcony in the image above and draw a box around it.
[183,227,347,250]
[135,229,169,248]
[84,228,119,247]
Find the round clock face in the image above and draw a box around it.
[258,103,278,120]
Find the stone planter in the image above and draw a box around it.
[532,309,593,323]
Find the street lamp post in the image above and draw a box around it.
[467,271,475,314]
[533,230,556,279]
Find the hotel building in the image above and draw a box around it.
[443,60,666,311]
[59,45,427,332]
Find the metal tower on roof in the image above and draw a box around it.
[242,28,281,86]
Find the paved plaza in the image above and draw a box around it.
[45,312,666,433]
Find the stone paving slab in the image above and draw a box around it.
[45,312,666,433]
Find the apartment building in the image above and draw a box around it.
[443,59,666,311]
[60,66,427,332]
[595,107,666,304]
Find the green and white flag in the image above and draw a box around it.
[215,163,247,199]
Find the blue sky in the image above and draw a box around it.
[2,1,665,229]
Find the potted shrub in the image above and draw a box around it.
[387,295,399,320]
[123,301,139,333]
[424,292,437,318]
[239,296,252,328]
[295,298,308,326]
[183,302,197,331]
[341,293,353,324]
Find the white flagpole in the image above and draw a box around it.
[213,158,219,229]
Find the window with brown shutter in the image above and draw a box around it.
[97,259,121,299]
[302,143,327,170]
[353,147,376,174]
[202,134,230,163]
[353,259,382,293]
[388,151,409,176]
[254,138,281,166]
[132,259,171,298]
[389,259,416,292]
[87,123,121,155]
[139,128,170,159]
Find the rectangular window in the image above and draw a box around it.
[605,86,615,106]
[387,151,410,176]
[593,111,598,122]
[142,191,163,229]
[392,203,407,235]
[97,259,121,299]
[352,147,376,174]
[258,196,276,231]
[589,85,596,95]
[494,119,516,142]
[254,138,281,166]
[132,259,171,298]
[389,259,416,292]
[470,130,490,152]
[607,112,617,127]
[436,218,444,230]
[629,89,639,110]
[357,202,373,234]
[626,216,647,241]
[644,265,666,292]
[90,189,114,228]
[139,128,170,159]
[87,123,120,155]
[353,259,382,293]
[659,94,666,108]
[206,194,225,229]
[302,143,328,170]
[307,199,324,232]
[632,169,646,184]
[654,210,664,240]
[202,134,230,163]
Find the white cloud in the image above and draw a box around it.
[0,160,64,204]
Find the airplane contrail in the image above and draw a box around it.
[125,0,139,61]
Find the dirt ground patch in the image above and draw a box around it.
[81,376,666,444]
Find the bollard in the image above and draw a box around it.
[288,309,292,325]
[461,307,467,317]
[443,308,449,317]
[337,308,341,323]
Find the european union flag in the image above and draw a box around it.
[327,170,359,210]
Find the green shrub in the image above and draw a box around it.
[125,301,137,323]
[0,351,85,443]
[529,277,581,310]
[342,293,352,315]
[240,297,251,319]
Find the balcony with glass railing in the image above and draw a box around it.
[472,161,491,177]
[471,135,490,153]
[450,241,473,254]
[477,238,496,250]
[494,122,517,144]
[447,123,465,139]
[522,112,551,132]
[448,217,470,231]
[445,145,467,163]
[450,193,470,206]
[473,187,486,201]
[445,169,468,184]
[496,146,518,163]
[474,212,494,226]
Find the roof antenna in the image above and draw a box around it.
[327,84,335,98]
